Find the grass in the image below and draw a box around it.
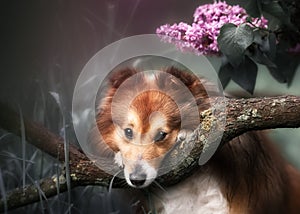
[0,87,142,213]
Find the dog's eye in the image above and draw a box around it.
[124,128,133,139]
[154,131,167,142]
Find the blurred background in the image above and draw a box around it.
[1,0,299,213]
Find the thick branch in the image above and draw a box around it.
[158,95,300,185]
[222,95,300,142]
[1,95,300,211]
[0,177,68,212]
[0,103,87,163]
[0,103,125,211]
[0,103,124,185]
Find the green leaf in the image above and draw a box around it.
[245,0,262,18]
[217,23,254,67]
[246,44,276,68]
[218,63,233,89]
[267,51,300,86]
[252,30,276,62]
[253,29,269,52]
[231,57,258,94]
[218,57,258,94]
[262,1,292,27]
[268,32,276,60]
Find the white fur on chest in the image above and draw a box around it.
[155,171,229,214]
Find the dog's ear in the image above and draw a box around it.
[165,67,198,86]
[109,68,138,89]
[164,66,208,98]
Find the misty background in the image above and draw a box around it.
[1,0,299,213]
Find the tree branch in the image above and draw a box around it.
[1,95,300,211]
[0,103,126,211]
[158,95,300,185]
[0,103,87,162]
[222,95,300,142]
[0,176,68,211]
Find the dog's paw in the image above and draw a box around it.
[176,129,194,143]
[114,151,124,168]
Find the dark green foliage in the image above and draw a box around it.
[218,23,254,67]
[217,0,300,94]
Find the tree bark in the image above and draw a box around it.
[1,95,300,211]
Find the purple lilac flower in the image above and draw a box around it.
[156,1,268,55]
[289,43,300,53]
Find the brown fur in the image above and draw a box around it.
[92,67,300,213]
[209,131,300,213]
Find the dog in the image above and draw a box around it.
[91,67,300,213]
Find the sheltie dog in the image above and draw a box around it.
[91,67,300,213]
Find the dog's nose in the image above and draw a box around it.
[129,173,147,187]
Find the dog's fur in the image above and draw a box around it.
[92,67,300,213]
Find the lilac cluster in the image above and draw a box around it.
[156,1,268,55]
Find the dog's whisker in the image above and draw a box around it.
[153,180,167,193]
[108,169,122,193]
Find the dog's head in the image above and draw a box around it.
[95,67,211,188]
